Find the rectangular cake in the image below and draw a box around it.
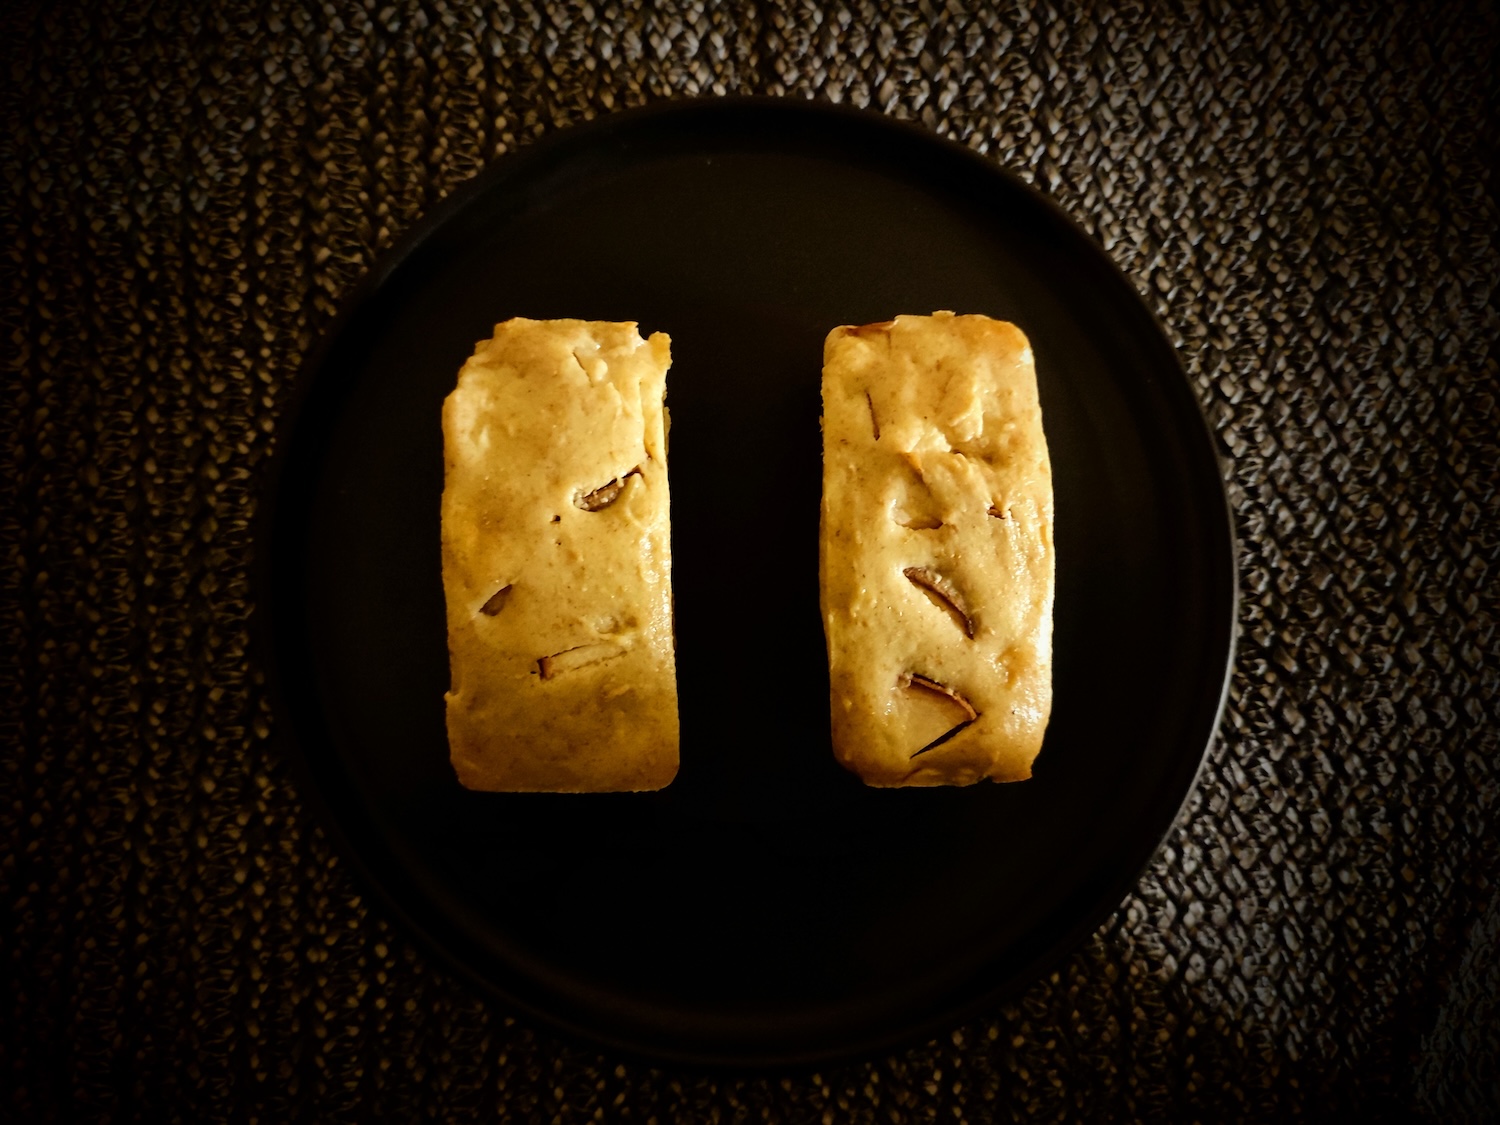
[819,312,1054,786]
[441,318,679,791]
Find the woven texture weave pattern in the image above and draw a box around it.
[3,0,1498,1120]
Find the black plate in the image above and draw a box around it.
[257,98,1236,1067]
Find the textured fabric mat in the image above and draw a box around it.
[3,1,1498,1120]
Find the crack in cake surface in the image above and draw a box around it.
[478,584,513,616]
[537,641,628,680]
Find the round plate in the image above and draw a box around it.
[257,98,1236,1067]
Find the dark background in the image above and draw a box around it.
[3,0,1497,1120]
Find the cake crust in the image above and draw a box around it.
[441,318,679,792]
[819,312,1054,786]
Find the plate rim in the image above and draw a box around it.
[252,94,1240,1069]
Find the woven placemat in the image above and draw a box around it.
[4,1,1498,1120]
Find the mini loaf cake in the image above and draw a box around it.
[441,318,679,792]
[819,312,1054,786]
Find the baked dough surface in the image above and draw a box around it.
[441,318,678,791]
[820,312,1054,786]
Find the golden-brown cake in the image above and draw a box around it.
[441,318,678,791]
[819,312,1054,786]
